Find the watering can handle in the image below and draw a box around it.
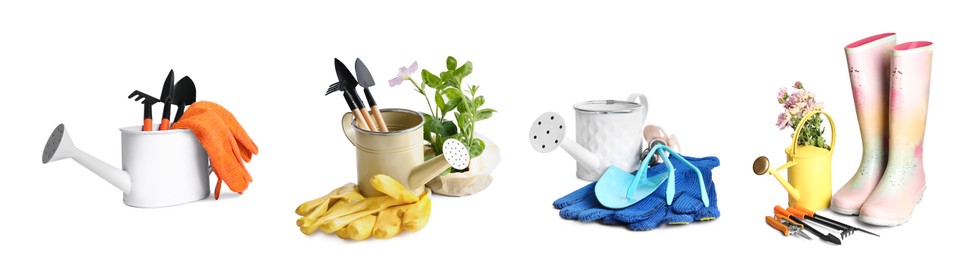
[790,110,836,157]
[628,93,648,123]
[342,112,359,147]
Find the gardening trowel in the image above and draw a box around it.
[331,58,376,131]
[354,58,389,132]
[159,70,176,130]
[172,76,196,123]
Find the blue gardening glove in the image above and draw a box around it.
[554,182,616,223]
[554,155,720,230]
[620,156,720,230]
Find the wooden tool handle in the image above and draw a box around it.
[351,110,370,130]
[357,108,377,131]
[371,106,389,132]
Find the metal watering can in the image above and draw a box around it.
[41,124,212,208]
[342,108,470,197]
[572,93,649,181]
[752,110,836,211]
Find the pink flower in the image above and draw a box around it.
[776,112,790,130]
[792,81,803,89]
[777,88,788,104]
[388,61,419,87]
[785,93,800,108]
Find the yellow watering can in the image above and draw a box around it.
[752,110,836,211]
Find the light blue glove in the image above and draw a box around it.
[553,156,720,230]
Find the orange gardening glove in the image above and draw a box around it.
[172,101,258,199]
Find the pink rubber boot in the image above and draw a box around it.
[859,41,932,226]
[831,33,896,215]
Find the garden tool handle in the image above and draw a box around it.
[358,107,378,132]
[793,205,815,217]
[765,216,790,236]
[371,105,389,132]
[627,93,649,123]
[786,207,809,220]
[774,205,792,218]
[790,110,837,157]
[159,118,170,131]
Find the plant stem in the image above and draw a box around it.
[409,77,436,119]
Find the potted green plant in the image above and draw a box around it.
[388,56,500,196]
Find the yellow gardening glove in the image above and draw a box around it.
[295,174,433,240]
[372,191,432,239]
[295,183,364,235]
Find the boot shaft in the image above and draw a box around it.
[889,41,933,159]
[844,33,895,152]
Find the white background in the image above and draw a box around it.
[2,0,968,258]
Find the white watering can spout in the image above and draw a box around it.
[42,124,133,194]
[529,112,604,172]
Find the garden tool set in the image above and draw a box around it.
[326,58,387,132]
[41,70,259,207]
[530,94,720,231]
[765,205,879,245]
[125,70,196,131]
[833,33,932,226]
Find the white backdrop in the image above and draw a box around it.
[2,0,968,258]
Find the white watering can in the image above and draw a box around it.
[529,112,680,180]
[41,124,211,208]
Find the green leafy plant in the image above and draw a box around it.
[389,57,496,166]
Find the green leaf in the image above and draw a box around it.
[440,87,462,112]
[455,112,472,134]
[447,56,457,70]
[455,61,473,79]
[439,70,454,88]
[421,69,441,88]
[434,88,447,111]
[468,138,485,158]
[475,108,496,121]
[457,98,470,113]
[440,120,459,137]
[474,96,485,109]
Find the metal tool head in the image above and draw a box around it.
[325,82,341,95]
[42,124,76,164]
[173,76,196,105]
[529,112,566,153]
[840,229,853,239]
[354,58,375,88]
[128,90,161,105]
[442,139,470,170]
[334,58,358,90]
[161,69,175,103]
[753,156,770,175]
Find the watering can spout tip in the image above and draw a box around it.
[42,124,133,194]
[43,124,71,164]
